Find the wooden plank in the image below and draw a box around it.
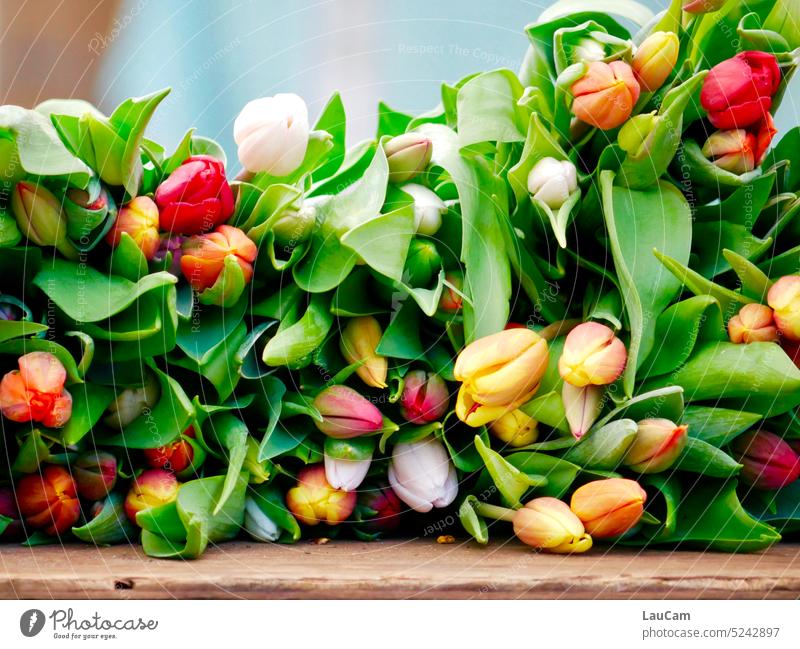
[1,541,799,599]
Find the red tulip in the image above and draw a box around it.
[16,465,80,536]
[0,352,72,428]
[399,370,450,424]
[73,451,118,501]
[312,385,384,439]
[155,155,234,235]
[357,482,402,534]
[700,51,781,130]
[732,430,800,490]
[144,427,196,474]
[180,224,257,292]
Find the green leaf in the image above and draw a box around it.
[0,320,48,343]
[312,92,346,181]
[203,413,249,514]
[458,495,490,545]
[501,452,581,499]
[682,405,762,447]
[72,492,137,545]
[674,436,742,478]
[11,430,52,474]
[247,484,302,543]
[474,435,547,508]
[340,205,414,282]
[723,249,774,300]
[262,293,334,368]
[562,419,637,470]
[56,382,115,445]
[456,69,529,147]
[377,301,425,361]
[594,386,685,430]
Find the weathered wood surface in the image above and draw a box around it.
[1,540,799,599]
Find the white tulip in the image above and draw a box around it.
[574,38,606,63]
[388,438,458,513]
[526,157,578,210]
[233,93,309,176]
[324,453,372,491]
[402,183,446,236]
[243,497,280,542]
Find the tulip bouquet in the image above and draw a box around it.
[2,0,800,561]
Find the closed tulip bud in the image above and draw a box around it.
[455,328,549,408]
[402,183,445,236]
[513,497,592,553]
[571,61,641,130]
[570,478,647,538]
[324,437,373,491]
[490,409,539,447]
[767,275,800,341]
[618,112,659,158]
[356,482,403,534]
[234,93,310,176]
[728,304,779,343]
[155,155,234,234]
[0,486,24,540]
[702,129,757,174]
[573,38,606,63]
[0,352,72,428]
[271,204,316,247]
[286,464,356,525]
[404,239,442,287]
[526,157,578,210]
[339,316,388,389]
[731,430,800,490]
[384,133,432,183]
[455,385,515,427]
[17,465,80,536]
[701,51,780,130]
[105,196,160,260]
[313,385,384,439]
[243,495,281,542]
[683,0,726,13]
[64,186,115,242]
[388,438,458,513]
[143,427,199,476]
[439,271,464,313]
[10,181,77,259]
[558,322,627,387]
[180,224,257,296]
[399,370,450,424]
[73,451,118,501]
[562,383,604,440]
[124,469,180,525]
[633,31,679,92]
[103,372,160,429]
[624,418,688,473]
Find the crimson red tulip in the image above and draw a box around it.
[732,430,800,490]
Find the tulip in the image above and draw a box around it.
[632,31,679,92]
[767,275,800,341]
[404,239,442,287]
[384,133,432,183]
[402,183,445,236]
[324,437,374,491]
[526,157,578,210]
[731,430,800,490]
[387,437,458,513]
[124,469,180,525]
[562,382,604,440]
[571,60,641,130]
[573,38,606,64]
[233,93,310,176]
[271,204,316,247]
[312,385,384,439]
[64,186,115,241]
[0,486,23,540]
[243,496,281,542]
[10,181,77,259]
[103,372,160,429]
[155,155,234,234]
[700,51,781,130]
[702,128,757,174]
[439,271,464,313]
[570,478,647,538]
[490,409,539,447]
[513,497,592,553]
[399,370,450,424]
[180,224,257,294]
[339,316,388,389]
[0,352,72,428]
[728,304,779,343]
[73,451,118,501]
[16,465,80,536]
[558,322,627,387]
[617,112,659,158]
[683,0,725,13]
[754,113,777,164]
[624,418,688,473]
[455,328,549,408]
[286,464,356,525]
[143,427,198,475]
[105,196,160,260]
[356,482,403,534]
[455,386,515,427]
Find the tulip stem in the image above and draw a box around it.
[474,502,516,522]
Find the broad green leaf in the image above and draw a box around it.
[682,405,762,447]
[474,435,547,508]
[340,204,414,282]
[458,495,490,545]
[674,436,742,478]
[56,382,115,445]
[72,492,137,545]
[0,320,48,343]
[562,418,637,470]
[262,293,334,368]
[312,92,347,181]
[203,413,249,514]
[456,69,529,148]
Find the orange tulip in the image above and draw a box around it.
[0,352,72,428]
[286,464,356,526]
[124,469,180,525]
[558,322,627,387]
[571,61,641,130]
[728,304,779,343]
[767,275,800,341]
[17,465,80,536]
[570,478,646,539]
[180,224,257,291]
[513,497,592,553]
[105,196,160,260]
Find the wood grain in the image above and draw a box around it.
[2,540,800,599]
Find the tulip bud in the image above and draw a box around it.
[105,196,160,260]
[573,38,606,63]
[570,478,647,539]
[683,0,725,13]
[402,183,445,236]
[234,93,310,176]
[632,31,679,92]
[103,372,160,429]
[124,469,180,525]
[339,316,388,389]
[455,386,515,427]
[624,418,688,473]
[512,497,592,553]
[384,133,432,183]
[558,322,627,387]
[243,495,281,542]
[526,157,578,210]
[404,239,442,287]
[17,465,80,536]
[271,204,316,247]
[399,370,450,424]
[388,437,458,513]
[455,328,550,408]
[356,482,403,534]
[324,437,374,491]
[571,61,641,130]
[728,303,779,343]
[490,409,539,447]
[73,451,118,501]
[0,351,73,428]
[286,464,356,525]
[155,155,234,235]
[143,427,200,476]
[767,275,800,341]
[10,181,77,259]
[64,186,115,242]
[702,129,757,174]
[618,112,659,158]
[439,271,464,313]
[313,385,384,439]
[562,382,604,440]
[0,486,23,540]
[731,430,800,490]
